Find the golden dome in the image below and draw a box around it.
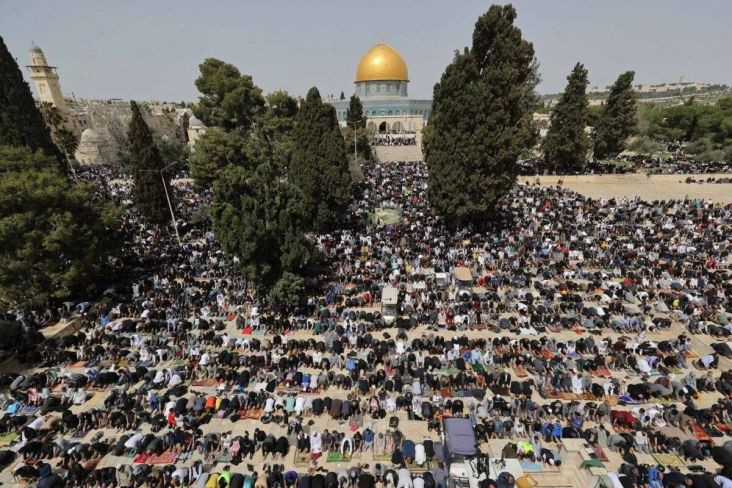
[355,42,409,82]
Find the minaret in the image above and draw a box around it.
[26,43,68,113]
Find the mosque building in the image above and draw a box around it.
[329,41,432,144]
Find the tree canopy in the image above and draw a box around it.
[211,163,314,291]
[0,146,120,309]
[193,58,265,132]
[0,36,62,162]
[191,128,252,189]
[190,60,299,188]
[593,71,637,158]
[128,101,171,224]
[290,87,352,231]
[541,62,590,173]
[346,95,366,129]
[423,4,538,225]
[636,96,732,161]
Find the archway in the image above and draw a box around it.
[378,121,389,134]
[392,121,403,133]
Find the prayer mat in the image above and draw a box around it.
[373,453,392,462]
[592,367,612,378]
[405,460,431,472]
[227,314,237,321]
[685,350,700,359]
[133,453,148,463]
[71,430,87,439]
[69,361,86,369]
[0,432,18,445]
[22,405,39,415]
[192,379,218,387]
[471,363,484,373]
[242,408,262,420]
[146,450,178,465]
[440,389,453,398]
[326,451,350,462]
[541,351,554,360]
[216,453,232,463]
[693,425,712,442]
[652,453,686,468]
[294,451,310,467]
[519,460,543,473]
[513,366,529,378]
[580,459,604,469]
[592,447,609,462]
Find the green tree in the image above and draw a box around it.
[423,4,538,225]
[190,128,252,189]
[346,95,366,129]
[251,90,300,173]
[53,128,79,158]
[128,101,171,224]
[155,136,189,168]
[541,62,590,172]
[0,36,61,161]
[193,58,265,132]
[0,146,120,309]
[342,125,372,162]
[268,271,305,314]
[211,163,314,291]
[290,87,352,231]
[38,101,64,129]
[593,71,637,158]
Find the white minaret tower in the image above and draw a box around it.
[26,43,68,113]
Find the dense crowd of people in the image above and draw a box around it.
[0,160,731,488]
[370,135,417,146]
[517,156,732,176]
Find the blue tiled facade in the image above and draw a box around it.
[330,80,432,124]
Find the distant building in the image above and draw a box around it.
[328,41,432,146]
[27,44,68,113]
[187,116,206,148]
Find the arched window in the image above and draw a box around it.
[378,121,389,133]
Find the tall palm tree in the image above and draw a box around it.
[53,127,78,179]
[38,101,64,129]
[53,128,78,156]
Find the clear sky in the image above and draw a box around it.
[2,0,731,102]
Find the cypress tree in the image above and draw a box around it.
[542,63,590,173]
[424,4,537,226]
[290,87,352,231]
[346,95,365,128]
[593,71,637,158]
[0,36,61,161]
[128,101,171,224]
